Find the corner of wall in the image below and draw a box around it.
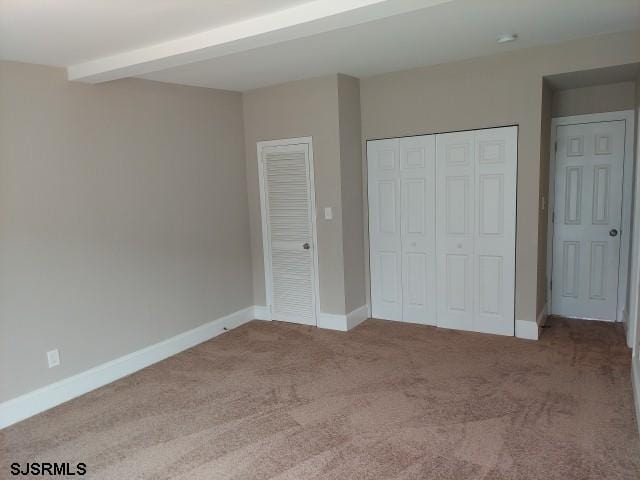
[241,75,357,317]
[337,74,367,315]
[537,79,553,322]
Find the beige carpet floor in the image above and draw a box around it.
[2,317,639,479]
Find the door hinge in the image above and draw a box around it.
[552,211,555,223]
[554,141,557,152]
[550,279,553,290]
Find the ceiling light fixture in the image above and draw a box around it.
[497,33,518,44]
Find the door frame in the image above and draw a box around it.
[257,136,321,324]
[547,110,635,324]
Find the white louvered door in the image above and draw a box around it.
[259,141,317,326]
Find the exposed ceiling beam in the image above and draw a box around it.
[67,0,453,83]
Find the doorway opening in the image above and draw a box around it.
[548,111,634,321]
[543,64,640,349]
[257,137,321,326]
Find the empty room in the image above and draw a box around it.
[2,1,640,478]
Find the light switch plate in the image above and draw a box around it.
[324,207,333,220]
[47,349,60,368]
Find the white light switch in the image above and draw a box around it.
[324,207,333,220]
[47,349,60,368]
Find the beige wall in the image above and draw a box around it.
[361,30,640,325]
[537,80,553,318]
[337,75,366,313]
[3,32,640,404]
[0,61,252,401]
[552,81,636,117]
[242,74,366,316]
[242,75,346,314]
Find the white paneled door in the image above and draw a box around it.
[368,126,517,336]
[368,138,403,321]
[436,127,517,336]
[258,139,318,326]
[435,131,475,331]
[400,136,437,324]
[551,121,625,320]
[368,136,436,324]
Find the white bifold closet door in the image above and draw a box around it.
[368,126,517,336]
[368,136,436,324]
[436,127,517,335]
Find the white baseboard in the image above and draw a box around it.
[253,305,272,321]
[515,319,539,340]
[0,305,262,430]
[317,313,347,331]
[317,305,369,332]
[515,303,547,341]
[633,357,640,435]
[346,305,369,330]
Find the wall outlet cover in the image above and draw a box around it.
[47,349,60,368]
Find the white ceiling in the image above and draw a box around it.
[140,0,640,91]
[2,0,639,92]
[0,0,309,65]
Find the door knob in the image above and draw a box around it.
[609,229,618,237]
[303,243,310,250]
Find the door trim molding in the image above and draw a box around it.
[257,137,321,325]
[547,110,635,325]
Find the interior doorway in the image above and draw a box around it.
[257,137,320,326]
[548,111,635,322]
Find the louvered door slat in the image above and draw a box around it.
[261,142,316,325]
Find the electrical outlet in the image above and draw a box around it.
[324,207,333,220]
[47,349,60,368]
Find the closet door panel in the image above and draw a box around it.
[368,139,402,320]
[436,132,475,331]
[474,127,517,335]
[400,136,436,325]
[370,127,516,336]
